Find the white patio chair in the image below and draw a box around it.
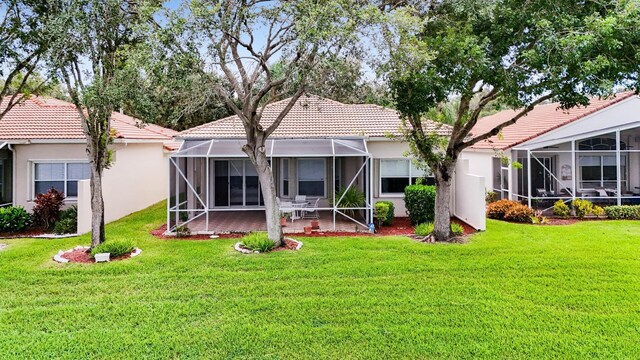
[280,200,295,221]
[301,198,320,219]
[294,195,307,204]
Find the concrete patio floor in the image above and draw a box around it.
[187,210,368,234]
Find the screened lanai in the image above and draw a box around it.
[504,125,640,210]
[167,138,373,234]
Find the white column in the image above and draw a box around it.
[205,157,210,232]
[527,150,532,208]
[332,154,336,231]
[617,130,622,206]
[571,140,577,201]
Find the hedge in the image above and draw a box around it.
[404,184,436,225]
[604,205,640,220]
[376,200,395,225]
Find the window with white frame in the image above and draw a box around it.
[579,155,626,189]
[297,158,325,197]
[380,159,432,195]
[34,162,91,198]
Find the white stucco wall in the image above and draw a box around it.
[453,159,486,230]
[367,140,412,216]
[10,141,169,234]
[460,149,496,193]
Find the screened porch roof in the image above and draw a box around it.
[172,138,370,158]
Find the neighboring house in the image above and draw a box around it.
[462,91,640,209]
[0,96,179,232]
[168,95,487,234]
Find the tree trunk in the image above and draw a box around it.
[433,166,453,242]
[89,162,105,248]
[252,151,283,247]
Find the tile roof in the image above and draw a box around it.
[177,95,451,139]
[470,92,638,150]
[0,96,179,150]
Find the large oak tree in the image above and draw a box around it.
[383,0,640,241]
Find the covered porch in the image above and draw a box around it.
[167,138,374,234]
[500,125,640,210]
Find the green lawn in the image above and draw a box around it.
[1,202,639,359]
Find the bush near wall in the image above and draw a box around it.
[0,206,32,233]
[404,184,436,225]
[486,199,521,220]
[376,200,395,225]
[604,205,640,220]
[503,204,534,223]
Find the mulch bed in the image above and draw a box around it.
[153,217,478,239]
[270,238,299,252]
[60,248,133,264]
[0,227,48,239]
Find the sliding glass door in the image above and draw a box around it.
[213,159,264,207]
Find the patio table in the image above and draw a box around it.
[291,201,310,222]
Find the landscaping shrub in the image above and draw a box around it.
[374,202,390,228]
[176,225,191,238]
[53,206,78,234]
[414,222,434,236]
[604,205,640,220]
[377,200,395,225]
[0,206,32,233]
[571,199,593,219]
[91,239,135,258]
[404,184,436,225]
[450,222,464,235]
[592,205,605,218]
[32,188,65,229]
[504,204,534,223]
[240,232,275,252]
[485,191,497,204]
[553,200,571,218]
[486,199,521,220]
[531,210,547,224]
[332,187,365,217]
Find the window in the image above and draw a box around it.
[380,159,433,195]
[579,155,626,189]
[297,158,325,197]
[34,162,90,198]
[280,158,289,197]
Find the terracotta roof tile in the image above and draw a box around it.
[177,95,451,139]
[0,96,178,147]
[470,92,637,150]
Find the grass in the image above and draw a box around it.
[1,202,639,358]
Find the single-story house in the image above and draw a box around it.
[0,96,179,232]
[462,91,640,210]
[168,95,487,234]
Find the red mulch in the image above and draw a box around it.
[60,249,132,264]
[152,216,478,239]
[271,238,299,252]
[0,227,48,239]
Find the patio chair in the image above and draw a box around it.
[280,200,295,221]
[301,198,321,219]
[294,195,307,204]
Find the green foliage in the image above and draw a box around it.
[32,188,65,229]
[374,202,390,227]
[414,222,434,236]
[175,225,191,238]
[0,206,32,233]
[571,199,594,219]
[53,206,78,234]
[553,200,571,218]
[333,187,365,216]
[450,222,464,235]
[404,184,436,225]
[240,232,275,253]
[486,199,521,220]
[485,191,497,204]
[604,205,640,220]
[592,206,605,218]
[504,204,535,223]
[531,210,547,225]
[374,201,395,226]
[91,239,135,258]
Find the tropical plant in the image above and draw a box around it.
[91,238,135,258]
[553,200,571,218]
[414,222,434,237]
[376,200,395,225]
[0,206,32,233]
[32,188,65,229]
[404,184,436,225]
[240,232,275,253]
[571,199,594,219]
[450,222,464,235]
[374,202,390,228]
[504,204,535,223]
[486,199,521,220]
[332,187,365,217]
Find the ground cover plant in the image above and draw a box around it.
[0,202,639,358]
